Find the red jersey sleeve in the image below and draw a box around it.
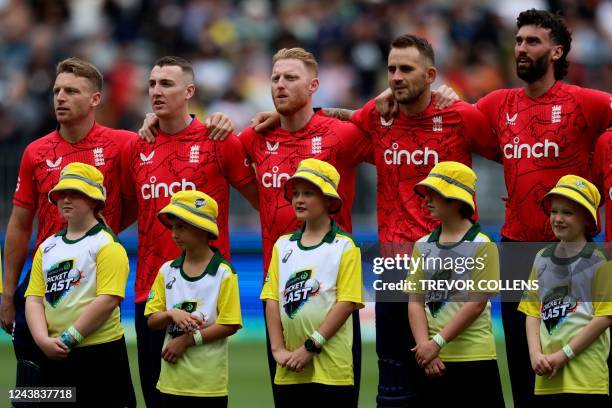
[350,99,379,134]
[593,130,610,195]
[578,88,612,133]
[13,144,38,210]
[217,133,256,189]
[475,90,504,128]
[119,135,138,230]
[337,121,373,165]
[456,101,501,162]
[237,127,256,161]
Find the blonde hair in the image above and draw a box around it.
[56,57,103,91]
[272,47,318,76]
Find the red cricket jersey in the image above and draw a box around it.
[122,118,255,302]
[13,123,134,249]
[594,130,611,243]
[476,81,611,241]
[351,99,498,243]
[239,113,371,274]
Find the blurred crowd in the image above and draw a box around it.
[0,0,610,226]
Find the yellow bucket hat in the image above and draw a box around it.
[284,158,342,213]
[542,175,600,226]
[158,190,219,238]
[414,161,477,210]
[48,162,106,208]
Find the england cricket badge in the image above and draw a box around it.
[282,269,320,319]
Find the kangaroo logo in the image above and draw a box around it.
[46,157,62,169]
[140,151,155,164]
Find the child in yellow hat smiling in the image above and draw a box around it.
[24,162,135,407]
[260,158,364,407]
[405,161,504,406]
[519,175,612,405]
[145,190,242,407]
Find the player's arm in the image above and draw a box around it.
[525,315,552,376]
[137,112,235,143]
[219,135,259,210]
[249,108,355,132]
[71,294,123,338]
[1,206,35,333]
[374,85,461,116]
[236,180,259,210]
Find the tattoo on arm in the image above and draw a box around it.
[322,108,353,121]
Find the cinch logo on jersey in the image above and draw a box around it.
[502,137,560,159]
[45,259,82,307]
[168,300,199,338]
[383,143,439,166]
[283,269,320,319]
[46,157,62,171]
[425,269,455,317]
[262,166,290,188]
[541,286,578,334]
[140,176,196,199]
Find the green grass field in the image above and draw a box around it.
[0,320,512,407]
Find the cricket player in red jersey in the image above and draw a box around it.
[121,56,258,408]
[593,129,611,251]
[0,58,135,393]
[241,47,371,407]
[475,10,611,407]
[327,35,498,406]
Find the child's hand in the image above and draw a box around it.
[530,351,553,376]
[40,337,70,360]
[271,348,292,367]
[545,350,568,379]
[285,346,314,372]
[424,357,446,378]
[162,335,192,363]
[168,309,201,332]
[411,340,440,367]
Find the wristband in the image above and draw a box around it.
[432,333,447,349]
[59,331,78,349]
[562,344,575,360]
[310,331,327,347]
[193,330,203,346]
[67,325,84,344]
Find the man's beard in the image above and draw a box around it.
[393,83,426,105]
[516,52,550,83]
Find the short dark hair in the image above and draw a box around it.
[56,57,103,91]
[154,56,195,82]
[458,202,475,220]
[517,9,572,80]
[391,34,435,65]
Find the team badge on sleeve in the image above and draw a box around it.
[282,269,320,319]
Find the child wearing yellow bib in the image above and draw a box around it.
[24,162,135,407]
[145,190,242,408]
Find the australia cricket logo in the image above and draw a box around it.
[541,286,578,334]
[283,269,320,319]
[169,300,198,338]
[425,269,454,318]
[45,259,82,307]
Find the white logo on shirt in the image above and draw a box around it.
[189,145,200,163]
[506,112,518,125]
[93,147,105,166]
[266,141,280,154]
[140,176,196,199]
[311,136,322,154]
[46,157,62,171]
[432,115,443,132]
[502,137,560,159]
[139,151,155,165]
[383,143,439,165]
[551,105,562,123]
[380,116,394,127]
[262,166,290,188]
